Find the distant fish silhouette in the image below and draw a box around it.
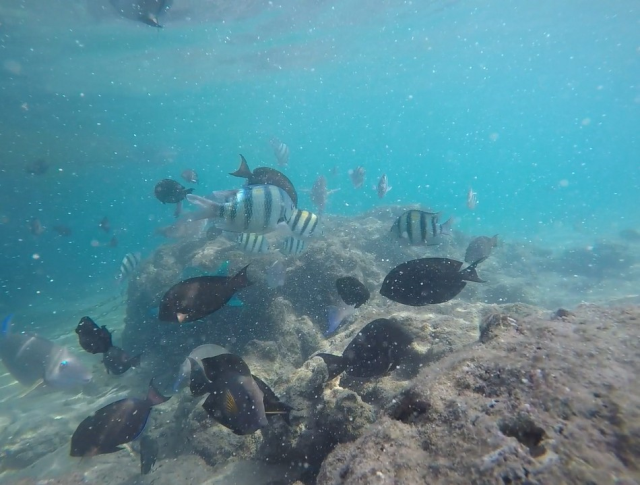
[109,0,171,28]
[25,159,49,175]
[269,138,290,167]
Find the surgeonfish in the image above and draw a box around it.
[1,314,92,390]
[280,236,305,256]
[75,316,113,354]
[117,252,142,283]
[391,210,453,245]
[270,138,290,167]
[229,155,298,206]
[326,276,371,334]
[380,257,486,306]
[187,185,295,235]
[158,265,252,323]
[103,346,142,375]
[465,235,499,263]
[70,380,170,457]
[173,344,229,392]
[316,318,414,379]
[287,209,321,239]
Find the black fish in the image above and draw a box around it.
[25,158,49,175]
[380,257,486,306]
[316,318,413,380]
[154,179,194,217]
[189,354,268,435]
[336,276,370,308]
[229,155,298,206]
[103,346,142,375]
[70,380,169,457]
[75,316,113,354]
[465,235,498,263]
[140,435,159,475]
[158,265,252,323]
[99,216,111,233]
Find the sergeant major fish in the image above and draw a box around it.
[270,138,290,167]
[391,210,453,245]
[117,252,142,283]
[281,237,305,256]
[235,233,271,254]
[287,209,321,239]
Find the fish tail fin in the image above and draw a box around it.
[147,379,170,406]
[326,303,356,335]
[232,264,252,289]
[214,260,230,276]
[316,353,346,380]
[461,257,487,283]
[129,353,143,368]
[185,188,195,195]
[439,217,454,236]
[185,194,222,221]
[229,154,252,178]
[227,295,244,307]
[1,313,13,336]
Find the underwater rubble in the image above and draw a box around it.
[2,208,640,484]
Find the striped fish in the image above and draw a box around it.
[287,209,321,239]
[280,237,306,256]
[187,185,295,235]
[236,233,270,254]
[270,138,290,167]
[117,252,141,283]
[391,210,453,245]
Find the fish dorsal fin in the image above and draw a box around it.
[224,389,238,415]
[229,154,253,178]
[201,353,252,382]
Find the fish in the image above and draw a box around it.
[140,435,159,475]
[229,155,298,206]
[266,260,286,289]
[287,209,321,239]
[380,257,486,306]
[52,225,72,237]
[25,159,49,175]
[108,0,171,28]
[316,318,414,379]
[391,210,453,245]
[180,261,244,307]
[465,235,499,263]
[270,138,290,167]
[173,344,229,392]
[70,380,170,457]
[280,236,305,256]
[188,354,268,435]
[158,265,252,323]
[186,185,295,235]
[325,303,356,335]
[1,314,92,390]
[29,217,44,236]
[375,174,391,199]
[467,188,478,210]
[181,169,198,184]
[336,276,370,308]
[154,179,194,217]
[310,175,339,215]
[103,346,142,375]
[99,216,111,233]
[235,232,271,254]
[348,166,366,189]
[75,316,113,354]
[116,252,142,283]
[108,236,118,248]
[252,375,294,425]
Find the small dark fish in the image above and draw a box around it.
[229,155,298,206]
[108,0,170,28]
[75,316,113,354]
[158,265,252,323]
[391,210,452,246]
[99,216,111,233]
[336,277,369,308]
[103,346,142,375]
[70,380,169,457]
[181,169,198,184]
[310,175,339,215]
[380,257,486,306]
[116,252,141,283]
[29,217,45,236]
[316,318,413,379]
[140,435,158,475]
[52,225,72,237]
[2,314,92,389]
[25,159,49,175]
[465,235,498,263]
[375,174,391,199]
[154,179,194,219]
[108,236,118,248]
[270,138,290,167]
[348,166,366,189]
[189,354,268,435]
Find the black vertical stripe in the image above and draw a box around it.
[264,186,273,230]
[308,214,319,236]
[431,216,438,238]
[300,212,312,236]
[420,212,427,243]
[406,213,413,244]
[244,189,253,231]
[291,210,302,233]
[251,235,259,253]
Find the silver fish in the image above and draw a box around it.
[287,209,321,239]
[391,210,453,245]
[348,166,366,189]
[375,174,391,199]
[281,237,306,256]
[467,188,478,210]
[187,185,295,235]
[117,252,142,283]
[270,138,290,167]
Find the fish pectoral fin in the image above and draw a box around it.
[224,389,238,415]
[17,378,45,398]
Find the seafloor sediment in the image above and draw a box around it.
[1,207,639,484]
